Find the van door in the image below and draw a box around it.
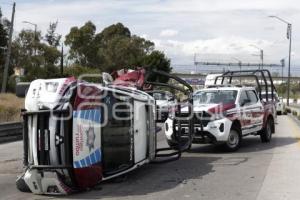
[134,101,147,163]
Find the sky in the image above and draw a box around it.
[1,0,300,71]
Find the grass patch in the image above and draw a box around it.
[0,93,24,123]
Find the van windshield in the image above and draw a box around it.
[194,90,237,104]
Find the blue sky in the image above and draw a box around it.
[1,0,300,69]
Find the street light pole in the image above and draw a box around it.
[269,15,292,106]
[287,24,292,105]
[232,57,242,83]
[249,44,264,69]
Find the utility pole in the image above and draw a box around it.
[1,2,15,93]
[280,59,285,83]
[249,44,264,70]
[60,44,64,76]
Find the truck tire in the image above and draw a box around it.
[224,127,241,152]
[260,118,272,143]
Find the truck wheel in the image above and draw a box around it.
[224,128,241,152]
[16,174,31,193]
[260,118,272,143]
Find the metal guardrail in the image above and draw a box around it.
[0,122,23,143]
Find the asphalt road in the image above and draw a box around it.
[1,115,300,200]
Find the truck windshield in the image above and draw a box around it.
[194,90,237,104]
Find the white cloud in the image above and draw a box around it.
[160,29,179,37]
[140,34,149,39]
[152,36,280,64]
[1,0,299,66]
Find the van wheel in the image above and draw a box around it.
[167,140,181,150]
[260,118,272,143]
[224,127,241,152]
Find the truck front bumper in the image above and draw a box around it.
[165,117,233,143]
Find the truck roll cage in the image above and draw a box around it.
[144,70,194,163]
[214,69,276,101]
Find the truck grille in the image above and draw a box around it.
[176,111,211,127]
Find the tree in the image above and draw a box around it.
[45,21,61,47]
[0,9,8,49]
[143,50,172,83]
[65,21,99,67]
[291,83,300,100]
[65,22,171,81]
[276,83,287,97]
[11,29,61,81]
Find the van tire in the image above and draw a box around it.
[16,174,31,193]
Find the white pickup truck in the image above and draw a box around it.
[165,70,277,151]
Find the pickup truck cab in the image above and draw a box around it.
[147,90,176,122]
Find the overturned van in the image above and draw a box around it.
[16,70,194,195]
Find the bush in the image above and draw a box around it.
[0,93,24,123]
[7,75,18,93]
[292,110,298,116]
[285,107,292,114]
[64,64,102,83]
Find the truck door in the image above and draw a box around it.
[239,90,253,135]
[246,90,264,132]
[239,90,263,135]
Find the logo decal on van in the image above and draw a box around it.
[86,125,95,152]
